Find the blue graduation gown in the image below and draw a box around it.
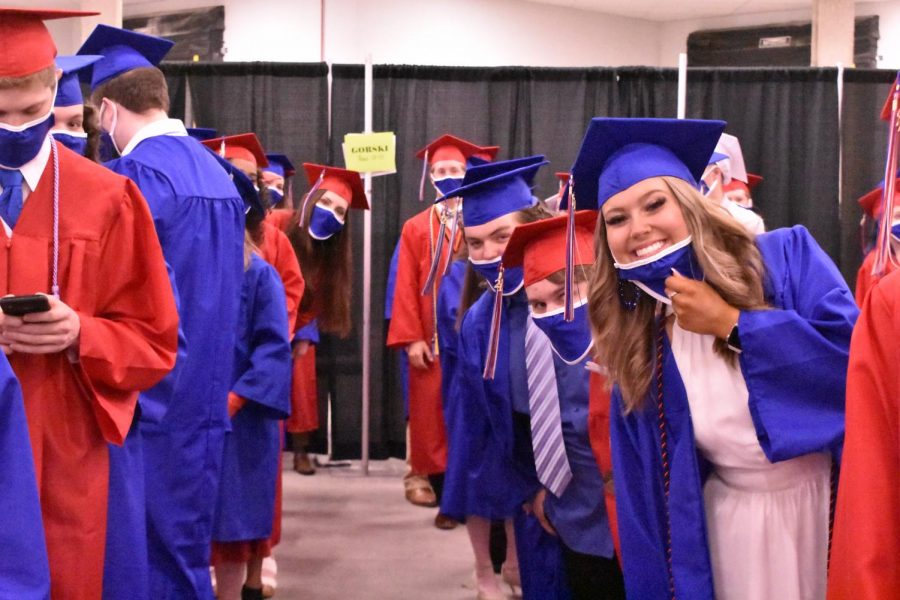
[385,239,410,416]
[214,255,292,541]
[106,132,244,598]
[611,226,858,599]
[443,285,570,600]
[0,353,49,599]
[542,355,616,559]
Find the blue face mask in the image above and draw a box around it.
[0,105,55,169]
[892,222,900,242]
[613,236,703,304]
[51,131,88,156]
[268,187,284,205]
[530,298,594,364]
[433,176,463,197]
[308,204,345,240]
[468,256,524,296]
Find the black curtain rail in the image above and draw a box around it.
[160,61,329,77]
[842,68,900,84]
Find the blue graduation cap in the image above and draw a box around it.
[571,118,726,210]
[263,153,296,178]
[55,55,102,107]
[186,127,218,142]
[438,155,547,227]
[209,152,266,217]
[77,24,174,91]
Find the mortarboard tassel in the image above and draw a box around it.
[442,206,461,277]
[873,72,900,277]
[563,180,576,322]
[298,170,325,228]
[218,140,226,158]
[482,266,505,380]
[418,149,429,202]
[421,211,448,295]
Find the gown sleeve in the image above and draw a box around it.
[266,224,304,333]
[0,354,50,599]
[232,262,292,419]
[294,319,320,344]
[73,179,180,445]
[827,273,900,599]
[386,218,427,348]
[738,225,859,463]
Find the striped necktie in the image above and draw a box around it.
[525,317,572,497]
[0,168,24,230]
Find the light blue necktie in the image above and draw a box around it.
[0,168,24,229]
[525,317,572,497]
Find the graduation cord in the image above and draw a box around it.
[655,311,676,600]
[50,137,60,298]
[827,458,838,570]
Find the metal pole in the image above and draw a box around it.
[361,54,373,475]
[677,52,687,119]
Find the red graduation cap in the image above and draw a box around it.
[857,179,900,220]
[503,211,597,288]
[0,8,98,78]
[415,134,483,165]
[747,173,763,189]
[302,163,368,211]
[202,133,269,169]
[471,145,500,162]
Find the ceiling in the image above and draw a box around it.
[522,0,814,22]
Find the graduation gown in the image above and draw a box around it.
[386,239,410,417]
[445,287,570,599]
[611,226,857,599]
[854,249,895,306]
[106,132,244,598]
[213,255,291,545]
[828,269,900,599]
[0,352,50,600]
[6,144,178,599]
[286,319,320,434]
[587,372,621,559]
[387,207,456,474]
[258,220,304,332]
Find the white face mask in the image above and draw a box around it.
[98,99,121,156]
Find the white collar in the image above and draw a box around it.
[121,118,188,156]
[15,135,52,192]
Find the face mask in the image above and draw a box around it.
[308,203,345,240]
[0,94,56,169]
[433,175,463,197]
[700,176,719,197]
[50,130,87,156]
[469,256,524,296]
[892,221,900,243]
[98,100,122,157]
[530,298,594,364]
[268,187,284,205]
[613,236,703,304]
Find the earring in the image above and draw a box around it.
[618,279,640,311]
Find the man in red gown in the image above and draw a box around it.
[828,268,900,599]
[0,9,178,598]
[387,134,495,528]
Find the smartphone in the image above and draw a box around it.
[0,294,51,317]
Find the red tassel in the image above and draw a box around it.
[482,266,505,380]
[418,149,429,202]
[298,171,325,228]
[563,180,576,322]
[874,72,900,278]
[421,216,447,295]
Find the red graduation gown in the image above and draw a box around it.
[4,146,178,599]
[386,206,456,475]
[854,250,896,306]
[828,270,900,599]
[587,370,621,560]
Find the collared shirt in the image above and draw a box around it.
[0,135,51,236]
[120,118,188,157]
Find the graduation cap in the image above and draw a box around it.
[571,118,726,210]
[440,155,547,227]
[55,55,102,107]
[263,153,296,178]
[0,8,98,78]
[712,133,749,184]
[503,211,597,288]
[186,127,218,142]
[416,134,486,201]
[723,173,764,198]
[298,163,368,227]
[201,133,269,169]
[209,152,266,217]
[471,145,500,162]
[555,171,572,211]
[858,178,900,220]
[77,24,174,91]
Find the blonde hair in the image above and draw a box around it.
[244,230,258,271]
[588,176,769,411]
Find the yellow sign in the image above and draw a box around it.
[342,132,396,176]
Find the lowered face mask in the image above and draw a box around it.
[308,203,345,240]
[433,175,463,198]
[468,255,524,296]
[613,236,703,304]
[0,94,56,169]
[530,298,594,364]
[51,130,88,156]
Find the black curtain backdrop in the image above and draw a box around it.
[159,61,884,461]
[160,62,330,180]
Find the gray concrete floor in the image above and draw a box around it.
[273,457,484,600]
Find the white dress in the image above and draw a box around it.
[670,322,831,600]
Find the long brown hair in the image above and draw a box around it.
[588,176,769,412]
[287,190,354,337]
[82,103,101,163]
[455,202,553,329]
